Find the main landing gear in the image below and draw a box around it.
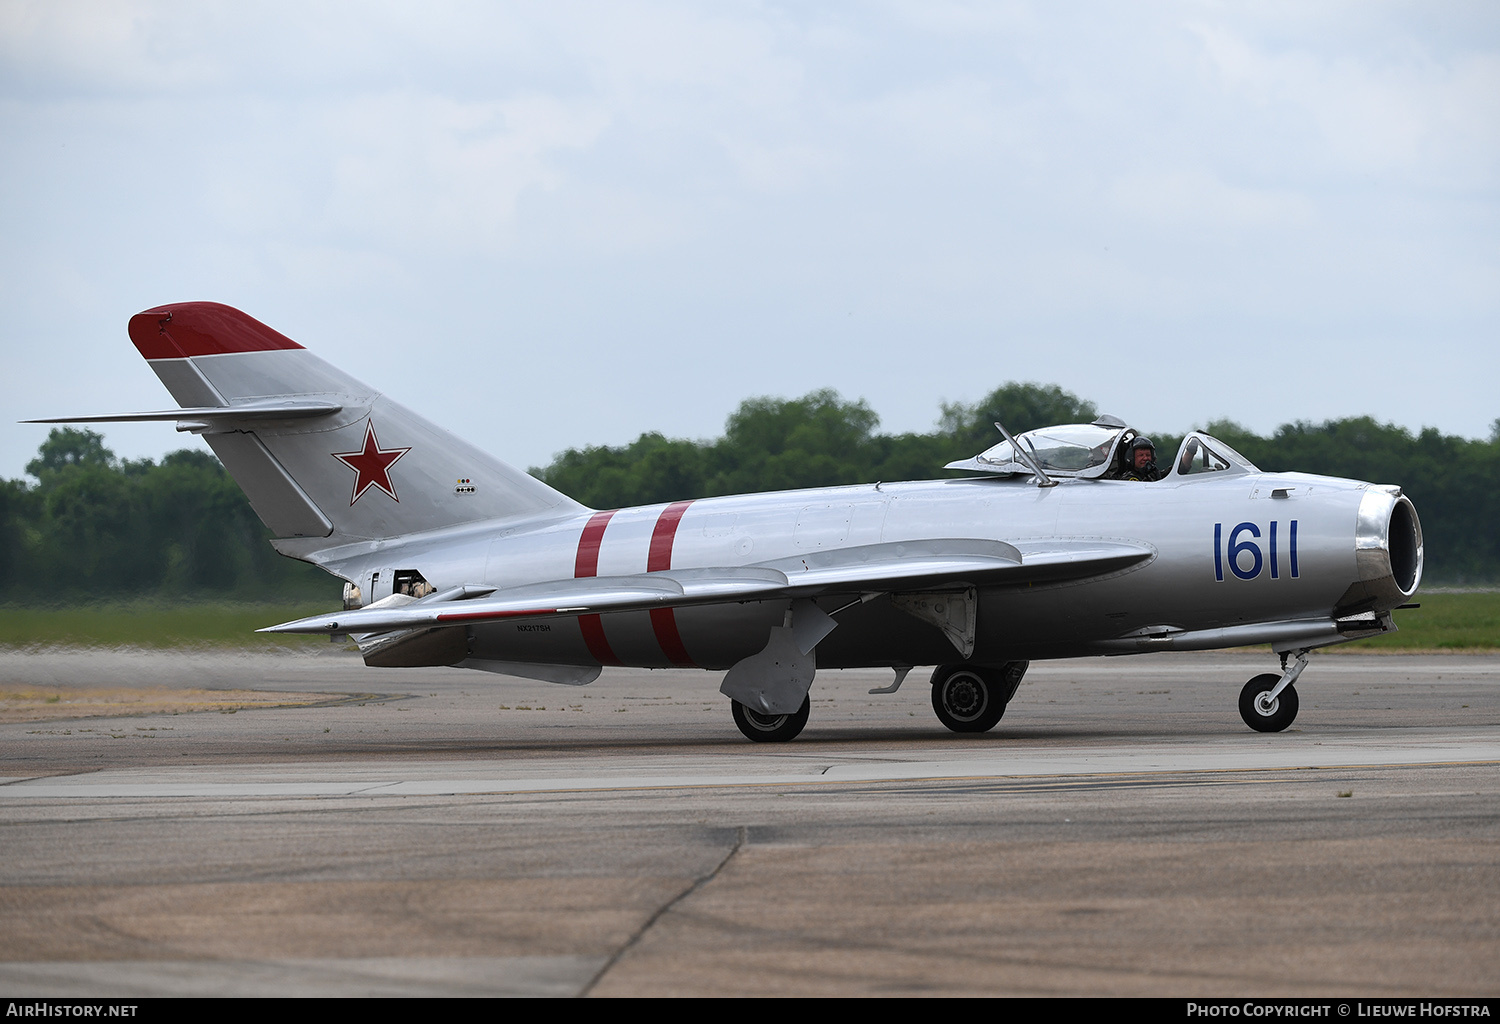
[1237,649,1309,733]
[930,662,1029,734]
[731,695,811,743]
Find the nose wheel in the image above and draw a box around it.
[731,695,810,742]
[1238,673,1300,732]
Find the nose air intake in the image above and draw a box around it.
[1345,488,1423,613]
[1386,496,1422,596]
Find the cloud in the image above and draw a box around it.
[1192,17,1500,188]
[317,92,610,253]
[1108,169,1315,229]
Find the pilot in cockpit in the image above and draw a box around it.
[1121,436,1163,482]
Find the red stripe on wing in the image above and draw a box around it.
[437,608,559,622]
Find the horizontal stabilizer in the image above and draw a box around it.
[260,537,1154,635]
[24,400,343,428]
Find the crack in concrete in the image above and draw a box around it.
[579,824,746,997]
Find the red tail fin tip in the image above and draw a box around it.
[128,302,304,361]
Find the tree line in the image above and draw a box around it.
[1,429,329,601]
[4,383,1496,601]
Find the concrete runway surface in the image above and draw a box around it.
[1,646,1498,997]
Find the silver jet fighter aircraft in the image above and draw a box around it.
[34,303,1424,742]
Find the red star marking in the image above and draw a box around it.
[332,420,411,505]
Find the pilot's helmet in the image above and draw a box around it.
[1127,436,1157,466]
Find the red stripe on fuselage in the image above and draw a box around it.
[575,510,616,578]
[648,500,693,572]
[577,614,618,665]
[574,510,622,666]
[648,500,697,667]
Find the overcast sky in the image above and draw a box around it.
[3,1,1496,482]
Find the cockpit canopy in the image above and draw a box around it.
[945,416,1259,480]
[1172,432,1258,477]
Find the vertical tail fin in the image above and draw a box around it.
[128,302,583,549]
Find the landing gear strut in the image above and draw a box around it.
[1237,649,1309,732]
[930,662,1028,734]
[731,695,810,743]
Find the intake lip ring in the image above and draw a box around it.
[1388,494,1423,597]
[1355,487,1423,601]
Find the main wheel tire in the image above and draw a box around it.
[931,666,1007,733]
[731,695,811,743]
[1238,673,1299,732]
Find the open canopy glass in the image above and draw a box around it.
[947,421,1260,480]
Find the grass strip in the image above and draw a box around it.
[0,601,336,650]
[1346,591,1500,650]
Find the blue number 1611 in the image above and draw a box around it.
[1214,521,1298,582]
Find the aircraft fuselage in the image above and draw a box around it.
[325,467,1412,672]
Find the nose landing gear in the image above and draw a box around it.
[1237,649,1309,732]
[1238,674,1299,732]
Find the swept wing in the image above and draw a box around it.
[260,538,1153,635]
